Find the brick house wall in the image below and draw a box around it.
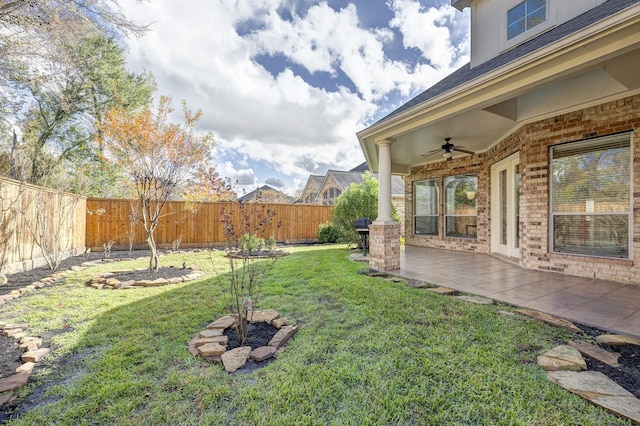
[405,94,640,284]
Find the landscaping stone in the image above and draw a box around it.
[385,276,405,283]
[222,346,252,372]
[568,340,620,367]
[16,362,35,373]
[190,336,228,348]
[547,371,640,424]
[537,345,587,371]
[0,393,13,406]
[428,287,457,295]
[250,309,279,324]
[21,348,49,363]
[596,334,640,347]
[208,315,238,330]
[251,346,277,362]
[455,295,494,305]
[514,309,582,333]
[0,372,31,393]
[406,280,430,288]
[272,318,290,329]
[0,274,7,285]
[198,329,224,338]
[268,325,298,349]
[197,343,226,357]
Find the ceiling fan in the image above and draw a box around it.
[421,138,474,161]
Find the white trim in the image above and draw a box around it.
[491,153,521,258]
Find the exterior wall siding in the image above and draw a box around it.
[405,94,640,284]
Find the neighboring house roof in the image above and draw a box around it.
[308,175,324,189]
[349,162,369,172]
[237,184,293,203]
[376,0,640,126]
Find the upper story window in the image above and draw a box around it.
[507,0,546,40]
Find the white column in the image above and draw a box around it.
[376,139,394,223]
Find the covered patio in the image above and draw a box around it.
[395,245,640,338]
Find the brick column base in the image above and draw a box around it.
[369,221,400,271]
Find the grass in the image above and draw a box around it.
[0,245,631,425]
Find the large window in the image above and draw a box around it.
[507,0,546,40]
[550,134,631,258]
[445,174,477,238]
[414,179,439,235]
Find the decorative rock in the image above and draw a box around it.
[497,310,517,317]
[22,348,49,363]
[0,393,13,406]
[70,265,85,271]
[20,337,42,349]
[406,280,430,288]
[385,276,405,283]
[537,345,586,371]
[190,336,228,348]
[0,372,31,393]
[105,278,120,286]
[9,291,20,298]
[222,346,252,372]
[0,274,7,285]
[547,371,640,424]
[455,295,494,305]
[568,340,620,367]
[428,287,457,295]
[184,273,203,281]
[208,315,237,330]
[251,346,277,362]
[250,309,279,324]
[268,325,298,349]
[16,362,35,373]
[514,309,582,333]
[3,324,28,331]
[168,277,183,284]
[272,318,290,329]
[187,344,200,357]
[91,283,105,290]
[596,334,640,347]
[198,329,223,338]
[198,343,226,357]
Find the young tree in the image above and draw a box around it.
[102,96,214,270]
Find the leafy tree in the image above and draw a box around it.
[181,163,236,206]
[331,172,399,244]
[14,35,155,190]
[101,96,215,270]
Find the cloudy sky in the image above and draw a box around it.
[119,0,470,196]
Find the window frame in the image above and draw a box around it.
[549,133,633,259]
[499,0,554,52]
[413,178,440,236]
[507,0,546,40]
[444,174,478,239]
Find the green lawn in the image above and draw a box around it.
[1,245,630,425]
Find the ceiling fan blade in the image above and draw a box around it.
[452,147,475,155]
[420,149,442,158]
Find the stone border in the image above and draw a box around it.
[188,309,297,373]
[0,323,49,406]
[87,267,204,290]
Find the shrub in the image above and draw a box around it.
[317,222,343,243]
[331,172,399,244]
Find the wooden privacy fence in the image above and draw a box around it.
[0,177,87,274]
[86,199,333,250]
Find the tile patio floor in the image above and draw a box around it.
[392,245,640,338]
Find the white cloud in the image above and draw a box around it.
[119,0,470,191]
[388,0,470,69]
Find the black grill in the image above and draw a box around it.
[355,218,372,256]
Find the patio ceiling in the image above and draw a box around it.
[358,7,640,175]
